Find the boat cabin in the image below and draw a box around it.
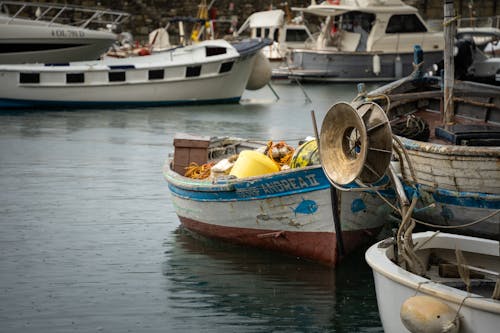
[5,41,238,88]
[295,0,443,53]
[237,9,313,60]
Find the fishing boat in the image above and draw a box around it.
[0,1,129,64]
[273,0,444,82]
[0,38,272,108]
[163,134,391,267]
[318,0,499,239]
[317,3,499,330]
[236,9,313,64]
[365,231,500,333]
[361,55,500,240]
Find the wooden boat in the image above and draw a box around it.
[273,0,444,82]
[360,66,500,240]
[317,8,499,240]
[163,134,391,267]
[0,0,128,64]
[365,231,500,333]
[0,38,271,108]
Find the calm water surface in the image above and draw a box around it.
[0,83,384,332]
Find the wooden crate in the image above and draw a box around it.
[172,133,211,175]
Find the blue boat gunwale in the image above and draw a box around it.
[165,163,331,201]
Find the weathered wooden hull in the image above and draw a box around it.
[165,164,390,266]
[395,136,500,240]
[366,232,500,333]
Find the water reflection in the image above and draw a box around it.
[164,229,382,332]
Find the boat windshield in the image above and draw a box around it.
[285,27,311,42]
[326,11,375,50]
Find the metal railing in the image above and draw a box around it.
[0,1,129,29]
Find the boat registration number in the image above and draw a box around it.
[51,29,86,38]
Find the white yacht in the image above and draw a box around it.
[274,0,444,82]
[237,9,313,64]
[0,1,129,64]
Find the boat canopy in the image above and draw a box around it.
[237,10,284,35]
[292,0,417,17]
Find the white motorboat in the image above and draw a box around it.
[274,0,444,82]
[454,27,500,85]
[366,231,500,333]
[0,38,272,108]
[237,9,313,64]
[0,1,129,64]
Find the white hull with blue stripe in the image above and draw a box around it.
[163,136,391,266]
[366,76,500,240]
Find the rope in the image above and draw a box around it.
[184,161,214,179]
[443,15,461,27]
[392,135,418,183]
[265,141,295,167]
[414,209,500,229]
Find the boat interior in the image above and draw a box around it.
[369,77,500,146]
[413,245,500,300]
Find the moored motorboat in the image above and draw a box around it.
[236,9,313,64]
[274,0,444,82]
[0,0,128,64]
[0,38,272,108]
[163,134,392,267]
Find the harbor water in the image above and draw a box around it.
[0,83,385,332]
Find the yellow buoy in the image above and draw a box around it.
[229,150,279,178]
[290,139,320,168]
[400,295,460,333]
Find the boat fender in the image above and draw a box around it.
[400,295,460,333]
[246,51,272,90]
[372,54,381,76]
[395,55,402,78]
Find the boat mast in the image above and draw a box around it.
[443,0,456,126]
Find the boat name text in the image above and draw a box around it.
[236,174,321,198]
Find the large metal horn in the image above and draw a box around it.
[319,102,392,186]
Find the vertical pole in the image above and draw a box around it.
[310,110,345,259]
[443,0,455,126]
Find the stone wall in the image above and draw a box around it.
[10,1,500,42]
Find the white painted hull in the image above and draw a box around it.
[366,232,500,333]
[0,15,117,64]
[0,39,268,107]
[274,50,444,82]
[165,164,391,266]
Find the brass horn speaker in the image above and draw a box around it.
[319,102,392,185]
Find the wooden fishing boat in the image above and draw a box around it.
[0,38,271,108]
[366,231,500,333]
[163,134,391,267]
[361,67,500,240]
